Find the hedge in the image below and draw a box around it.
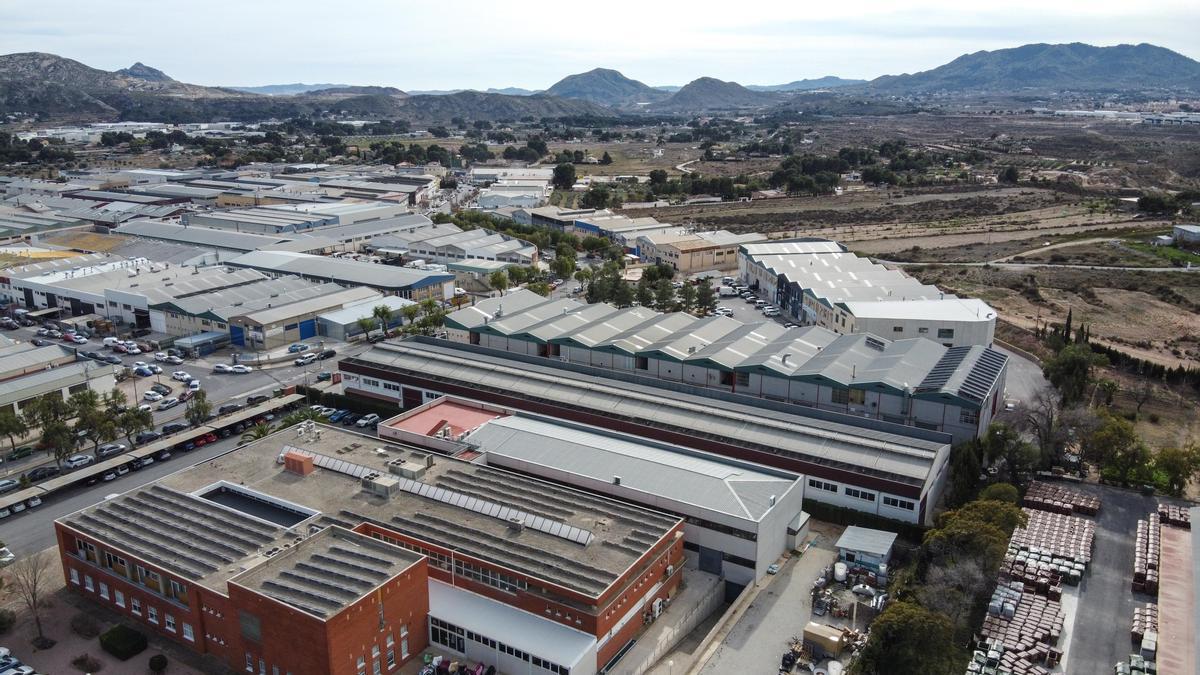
[803,498,926,545]
[99,624,147,660]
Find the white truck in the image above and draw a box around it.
[718,285,739,297]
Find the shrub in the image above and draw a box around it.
[99,624,147,660]
[1148,413,1161,424]
[149,653,168,673]
[71,653,103,672]
[71,612,101,639]
[0,608,15,635]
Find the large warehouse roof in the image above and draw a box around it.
[226,250,454,291]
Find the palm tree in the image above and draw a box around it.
[419,298,439,317]
[355,316,376,340]
[279,408,327,427]
[240,423,275,443]
[400,304,421,330]
[372,304,394,335]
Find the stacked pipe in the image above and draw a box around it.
[1022,481,1101,516]
[1008,508,1095,566]
[1131,603,1158,644]
[1158,503,1191,529]
[1132,514,1160,595]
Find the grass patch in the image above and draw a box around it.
[1124,240,1200,267]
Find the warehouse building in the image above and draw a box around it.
[113,220,335,256]
[316,295,416,342]
[380,396,807,587]
[442,291,557,342]
[340,338,956,525]
[443,293,1007,443]
[227,286,381,350]
[367,223,539,266]
[0,346,117,415]
[56,422,685,675]
[183,202,407,235]
[738,241,997,347]
[225,250,455,301]
[637,230,767,273]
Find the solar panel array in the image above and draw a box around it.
[958,348,1007,403]
[915,345,970,392]
[285,446,594,546]
[258,540,403,618]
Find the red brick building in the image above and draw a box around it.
[56,422,685,675]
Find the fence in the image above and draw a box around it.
[612,575,727,675]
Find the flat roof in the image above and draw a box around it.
[443,289,550,331]
[835,525,898,556]
[842,297,997,322]
[115,220,296,251]
[63,423,680,599]
[317,295,416,326]
[229,525,424,619]
[469,412,801,522]
[227,250,454,290]
[385,399,505,438]
[231,286,380,326]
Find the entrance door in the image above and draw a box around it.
[229,325,245,347]
[698,546,723,575]
[298,319,316,339]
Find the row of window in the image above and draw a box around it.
[890,326,955,339]
[431,617,569,675]
[807,479,915,511]
[76,538,188,607]
[70,567,193,642]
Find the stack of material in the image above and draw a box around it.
[1022,481,1101,516]
[1158,503,1191,529]
[1131,603,1159,643]
[1000,551,1077,594]
[1113,653,1158,674]
[973,584,1066,675]
[1009,508,1096,566]
[1133,515,1161,595]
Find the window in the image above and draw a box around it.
[831,388,865,405]
[169,579,189,607]
[883,496,915,511]
[148,606,159,624]
[918,327,928,334]
[246,653,254,673]
[845,487,876,502]
[808,479,837,493]
[183,623,194,642]
[260,658,266,675]
[429,617,465,653]
[357,657,367,675]
[400,624,409,660]
[373,660,382,675]
[239,611,262,643]
[99,582,109,599]
[960,409,980,425]
[76,538,97,563]
[892,326,904,333]
[635,356,649,370]
[937,328,955,339]
[115,590,125,607]
[735,372,749,387]
[84,575,94,592]
[132,597,142,615]
[165,614,176,632]
[69,568,80,585]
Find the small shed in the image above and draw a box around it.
[174,330,230,357]
[835,526,897,573]
[803,622,845,660]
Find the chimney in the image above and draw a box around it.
[283,451,314,476]
[769,494,776,507]
[613,475,622,486]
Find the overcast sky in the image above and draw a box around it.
[2,0,1197,90]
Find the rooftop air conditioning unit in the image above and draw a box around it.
[362,473,400,498]
[507,517,525,532]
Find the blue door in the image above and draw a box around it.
[229,325,245,347]
[299,319,316,339]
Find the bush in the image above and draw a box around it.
[979,483,1020,504]
[149,653,168,673]
[1148,413,1161,424]
[0,608,15,634]
[99,624,147,660]
[71,653,103,672]
[71,612,102,639]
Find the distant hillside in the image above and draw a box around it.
[545,68,669,106]
[230,83,350,95]
[395,91,610,123]
[307,85,407,97]
[116,62,173,82]
[653,77,777,111]
[747,76,866,92]
[408,87,540,96]
[868,42,1200,94]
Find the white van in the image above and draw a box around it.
[102,337,121,347]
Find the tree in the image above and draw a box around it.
[117,407,153,447]
[185,390,212,429]
[978,482,1020,504]
[1042,343,1105,406]
[678,283,697,313]
[10,549,55,641]
[372,304,394,334]
[999,165,1020,183]
[654,279,675,311]
[695,278,717,315]
[488,270,509,295]
[0,409,28,453]
[981,423,1038,484]
[580,186,613,209]
[551,163,576,190]
[1016,389,1062,466]
[635,281,655,308]
[1132,377,1156,415]
[400,304,421,328]
[600,151,613,165]
[241,423,275,443]
[43,420,75,467]
[527,281,552,297]
[355,316,376,339]
[852,601,960,675]
[648,169,668,187]
[71,389,116,455]
[573,268,593,294]
[945,440,984,508]
[1154,446,1200,496]
[1096,378,1118,407]
[149,654,168,674]
[550,253,576,280]
[279,408,328,427]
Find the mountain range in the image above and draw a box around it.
[1,43,1198,123]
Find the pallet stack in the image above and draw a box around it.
[1008,508,1096,566]
[1158,503,1191,529]
[1133,515,1160,595]
[971,584,1066,675]
[1131,603,1158,644]
[1022,481,1101,516]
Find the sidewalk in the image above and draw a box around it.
[611,569,724,675]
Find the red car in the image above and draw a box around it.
[193,436,207,448]
[112,343,129,353]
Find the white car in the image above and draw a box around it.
[70,334,88,344]
[0,546,15,567]
[165,355,184,365]
[142,390,164,402]
[64,454,95,469]
[125,345,141,355]
[153,351,168,361]
[355,414,381,428]
[149,364,163,374]
[171,371,192,381]
[157,397,180,410]
[231,364,253,374]
[188,379,201,391]
[133,361,149,370]
[213,363,234,373]
[138,403,153,412]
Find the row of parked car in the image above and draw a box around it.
[310,405,381,428]
[0,647,40,674]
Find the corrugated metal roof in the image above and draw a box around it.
[835,525,898,557]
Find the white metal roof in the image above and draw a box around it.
[835,526,898,557]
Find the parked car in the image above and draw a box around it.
[0,546,16,566]
[294,353,317,366]
[329,409,350,423]
[96,443,127,458]
[35,328,49,336]
[178,389,194,403]
[341,413,361,426]
[287,343,311,353]
[143,391,164,402]
[103,355,123,365]
[23,465,59,482]
[171,370,192,381]
[165,355,184,365]
[188,379,201,391]
[162,422,189,435]
[317,349,337,360]
[30,338,51,347]
[82,350,103,360]
[231,364,253,374]
[157,397,180,411]
[247,394,270,405]
[64,454,95,469]
[356,414,381,428]
[6,445,34,461]
[316,371,332,382]
[0,479,19,494]
[133,366,154,377]
[153,352,168,362]
[70,334,88,344]
[218,403,244,415]
[150,383,171,396]
[213,363,234,373]
[134,430,162,445]
[25,495,41,508]
[129,456,154,470]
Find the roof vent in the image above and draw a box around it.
[507,517,525,532]
[613,475,621,486]
[769,494,777,507]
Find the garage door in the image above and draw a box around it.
[698,546,723,576]
[298,319,316,339]
[230,325,245,347]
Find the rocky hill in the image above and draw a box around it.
[545,68,669,106]
[653,77,777,111]
[867,43,1200,94]
[115,62,174,82]
[747,76,866,92]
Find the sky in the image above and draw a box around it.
[2,0,1198,91]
